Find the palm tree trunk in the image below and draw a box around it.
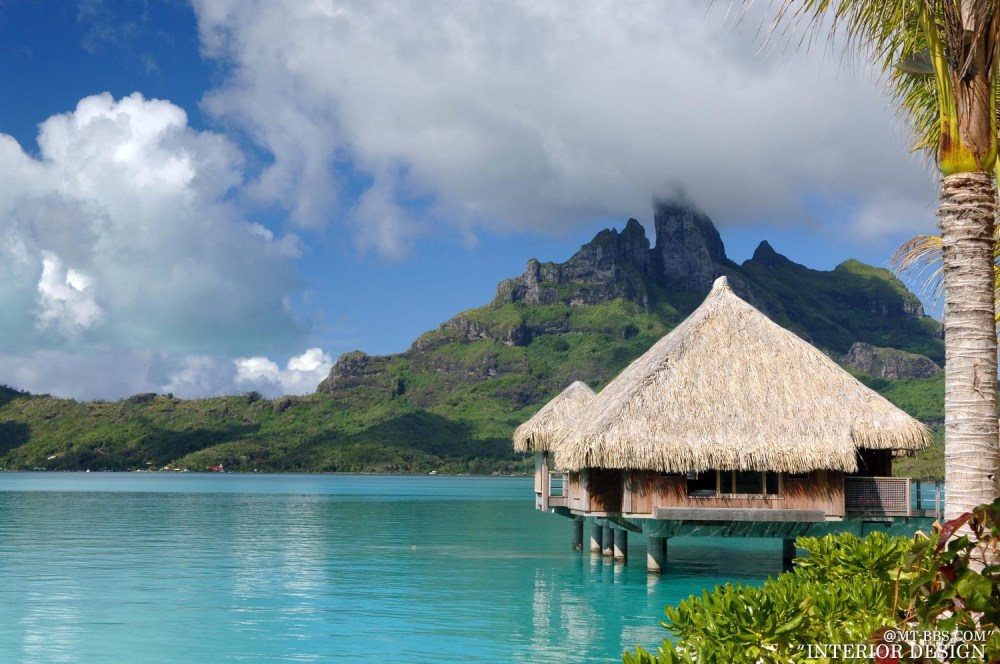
[940,170,999,519]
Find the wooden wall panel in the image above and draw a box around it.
[621,470,846,518]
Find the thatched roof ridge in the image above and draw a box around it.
[513,381,595,453]
[559,276,932,473]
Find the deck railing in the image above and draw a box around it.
[912,479,944,520]
[844,476,911,516]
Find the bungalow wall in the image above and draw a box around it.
[539,464,847,519]
[566,470,590,512]
[622,470,845,519]
[533,453,546,510]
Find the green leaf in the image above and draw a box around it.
[954,570,995,612]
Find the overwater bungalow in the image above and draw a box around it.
[521,276,938,571]
[513,380,595,515]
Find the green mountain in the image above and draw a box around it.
[0,202,946,475]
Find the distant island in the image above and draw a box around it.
[0,201,944,477]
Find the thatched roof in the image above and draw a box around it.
[513,381,595,454]
[558,276,932,474]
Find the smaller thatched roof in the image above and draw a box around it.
[513,381,595,454]
[558,276,932,474]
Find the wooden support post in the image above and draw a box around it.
[782,538,797,569]
[935,481,942,521]
[590,523,602,554]
[572,519,583,552]
[613,529,628,560]
[602,525,614,557]
[540,452,550,512]
[647,536,667,572]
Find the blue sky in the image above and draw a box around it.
[0,1,941,400]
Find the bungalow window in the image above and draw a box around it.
[765,472,780,495]
[734,471,762,494]
[696,470,781,496]
[686,470,717,497]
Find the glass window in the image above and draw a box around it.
[765,472,780,495]
[688,470,782,496]
[734,471,762,494]
[686,470,717,496]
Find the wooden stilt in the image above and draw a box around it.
[647,536,667,572]
[613,529,628,560]
[590,523,602,554]
[782,538,797,569]
[572,519,583,552]
[602,525,614,557]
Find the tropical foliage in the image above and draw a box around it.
[623,532,909,663]
[624,499,1000,663]
[893,501,1000,653]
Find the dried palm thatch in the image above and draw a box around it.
[559,277,932,474]
[512,381,595,455]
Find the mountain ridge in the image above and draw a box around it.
[319,199,941,398]
[0,201,945,474]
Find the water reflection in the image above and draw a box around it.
[21,586,81,663]
[526,567,605,663]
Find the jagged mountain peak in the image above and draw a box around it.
[652,199,732,292]
[495,200,737,309]
[752,240,777,259]
[745,239,797,269]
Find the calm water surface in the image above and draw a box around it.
[0,473,784,663]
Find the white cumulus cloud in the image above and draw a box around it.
[0,347,333,401]
[0,92,304,356]
[35,251,103,336]
[235,348,333,397]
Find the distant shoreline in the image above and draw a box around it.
[0,468,531,477]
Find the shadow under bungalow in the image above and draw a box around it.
[514,277,940,572]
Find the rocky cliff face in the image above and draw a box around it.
[495,217,652,309]
[652,201,733,293]
[494,201,741,311]
[317,351,386,391]
[845,342,942,380]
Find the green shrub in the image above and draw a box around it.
[887,501,1000,659]
[624,532,908,663]
[625,501,1000,663]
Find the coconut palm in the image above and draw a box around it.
[760,1,1000,519]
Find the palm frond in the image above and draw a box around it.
[763,1,1000,168]
[890,233,944,300]
[892,228,1000,329]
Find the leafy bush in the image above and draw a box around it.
[625,501,1000,663]
[624,532,908,663]
[885,501,1000,659]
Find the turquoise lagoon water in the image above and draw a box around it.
[0,473,785,663]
